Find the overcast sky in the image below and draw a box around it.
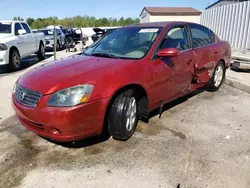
[0,0,213,20]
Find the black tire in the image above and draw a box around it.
[207,61,226,92]
[37,42,45,60]
[8,49,21,72]
[62,39,66,49]
[56,41,60,51]
[108,90,138,141]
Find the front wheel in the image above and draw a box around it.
[8,49,21,72]
[206,61,226,92]
[108,90,138,141]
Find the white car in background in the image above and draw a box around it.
[39,28,66,51]
[0,21,46,71]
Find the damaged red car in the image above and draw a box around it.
[12,22,231,142]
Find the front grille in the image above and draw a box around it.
[14,84,42,108]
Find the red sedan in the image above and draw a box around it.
[12,22,231,142]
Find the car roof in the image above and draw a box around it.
[122,21,198,28]
[0,20,28,24]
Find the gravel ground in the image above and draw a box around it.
[0,85,250,188]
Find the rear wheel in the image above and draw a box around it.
[56,41,60,51]
[37,42,45,60]
[8,49,21,72]
[207,61,226,91]
[108,90,138,141]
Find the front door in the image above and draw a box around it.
[14,23,26,57]
[151,25,195,105]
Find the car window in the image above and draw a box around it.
[131,32,158,46]
[15,23,22,35]
[0,22,12,33]
[56,29,61,35]
[189,24,215,48]
[21,23,31,33]
[40,30,54,35]
[160,26,190,51]
[84,27,162,59]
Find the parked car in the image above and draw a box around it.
[0,21,46,71]
[62,28,88,46]
[91,28,115,42]
[12,22,231,142]
[39,28,65,51]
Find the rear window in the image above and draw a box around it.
[189,24,215,48]
[40,30,54,35]
[0,22,12,33]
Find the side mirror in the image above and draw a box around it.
[157,48,179,57]
[18,29,27,35]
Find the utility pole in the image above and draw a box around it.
[53,25,57,60]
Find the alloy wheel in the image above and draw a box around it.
[214,64,223,87]
[125,97,137,132]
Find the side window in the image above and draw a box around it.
[14,23,22,35]
[21,23,31,33]
[160,26,190,51]
[189,24,215,48]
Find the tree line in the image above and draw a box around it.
[13,16,140,29]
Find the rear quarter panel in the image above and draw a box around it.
[33,32,45,51]
[216,40,231,68]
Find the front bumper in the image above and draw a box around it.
[0,49,9,65]
[45,39,54,49]
[12,95,109,142]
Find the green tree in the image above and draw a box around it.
[13,16,24,21]
[26,18,35,26]
[28,16,140,29]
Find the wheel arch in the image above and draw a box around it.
[39,40,44,46]
[103,84,149,132]
[219,59,226,68]
[9,46,19,55]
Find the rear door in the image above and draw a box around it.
[151,25,195,103]
[21,23,36,54]
[189,24,217,83]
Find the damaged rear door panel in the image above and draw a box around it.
[189,23,219,83]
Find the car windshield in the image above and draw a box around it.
[0,22,12,34]
[84,27,162,59]
[40,29,54,36]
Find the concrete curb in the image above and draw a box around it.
[225,78,250,94]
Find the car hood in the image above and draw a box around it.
[19,55,134,95]
[45,35,54,40]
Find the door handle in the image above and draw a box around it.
[214,51,218,54]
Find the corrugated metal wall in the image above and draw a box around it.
[200,1,250,49]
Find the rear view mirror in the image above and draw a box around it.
[17,29,27,35]
[157,48,179,57]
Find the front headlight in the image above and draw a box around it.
[47,84,94,107]
[0,44,8,51]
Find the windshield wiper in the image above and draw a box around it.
[91,52,120,59]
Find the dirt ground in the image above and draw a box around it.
[1,84,250,188]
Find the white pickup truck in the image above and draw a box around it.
[0,21,46,71]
